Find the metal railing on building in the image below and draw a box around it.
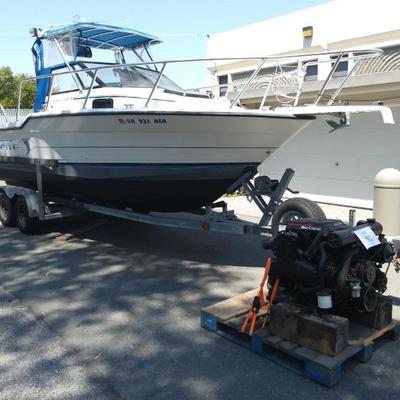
[354,46,400,75]
[0,109,33,128]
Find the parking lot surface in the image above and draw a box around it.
[0,213,399,399]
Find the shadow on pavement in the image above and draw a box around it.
[0,215,399,399]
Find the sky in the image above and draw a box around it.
[0,0,330,88]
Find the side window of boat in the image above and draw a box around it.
[51,67,80,94]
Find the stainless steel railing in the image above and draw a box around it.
[15,48,382,120]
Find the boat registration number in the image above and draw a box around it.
[118,118,167,125]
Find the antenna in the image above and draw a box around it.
[29,27,43,38]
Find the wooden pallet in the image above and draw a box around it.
[201,289,400,387]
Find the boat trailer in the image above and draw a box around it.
[0,159,298,235]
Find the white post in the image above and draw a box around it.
[373,168,400,237]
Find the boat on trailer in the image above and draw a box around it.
[0,22,394,213]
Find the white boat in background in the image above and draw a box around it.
[0,22,393,212]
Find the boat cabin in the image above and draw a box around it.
[30,22,186,112]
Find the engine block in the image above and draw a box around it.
[266,218,394,313]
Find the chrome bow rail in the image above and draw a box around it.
[15,48,382,120]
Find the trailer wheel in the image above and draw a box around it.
[0,190,16,227]
[271,197,326,236]
[15,196,39,234]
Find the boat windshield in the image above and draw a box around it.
[52,62,184,94]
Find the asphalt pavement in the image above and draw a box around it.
[0,210,399,400]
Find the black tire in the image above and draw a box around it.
[0,190,16,227]
[271,197,326,236]
[14,196,39,234]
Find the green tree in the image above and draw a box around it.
[0,66,36,109]
[15,73,37,109]
[0,66,16,108]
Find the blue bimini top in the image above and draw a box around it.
[41,22,161,50]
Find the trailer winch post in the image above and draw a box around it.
[227,168,295,229]
[260,168,295,227]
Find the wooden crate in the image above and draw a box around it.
[201,289,399,387]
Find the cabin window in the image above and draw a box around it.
[51,67,80,94]
[331,54,348,77]
[304,60,318,81]
[218,75,228,96]
[49,63,184,94]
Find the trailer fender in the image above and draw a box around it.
[2,186,40,218]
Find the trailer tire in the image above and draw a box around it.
[15,196,39,234]
[271,197,326,236]
[0,190,16,227]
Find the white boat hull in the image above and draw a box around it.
[0,110,312,211]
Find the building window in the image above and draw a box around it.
[331,54,348,77]
[218,75,228,96]
[304,60,318,81]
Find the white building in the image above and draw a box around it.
[207,0,400,208]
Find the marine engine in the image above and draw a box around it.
[266,219,394,312]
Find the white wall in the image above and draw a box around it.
[207,0,400,65]
[259,104,400,204]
